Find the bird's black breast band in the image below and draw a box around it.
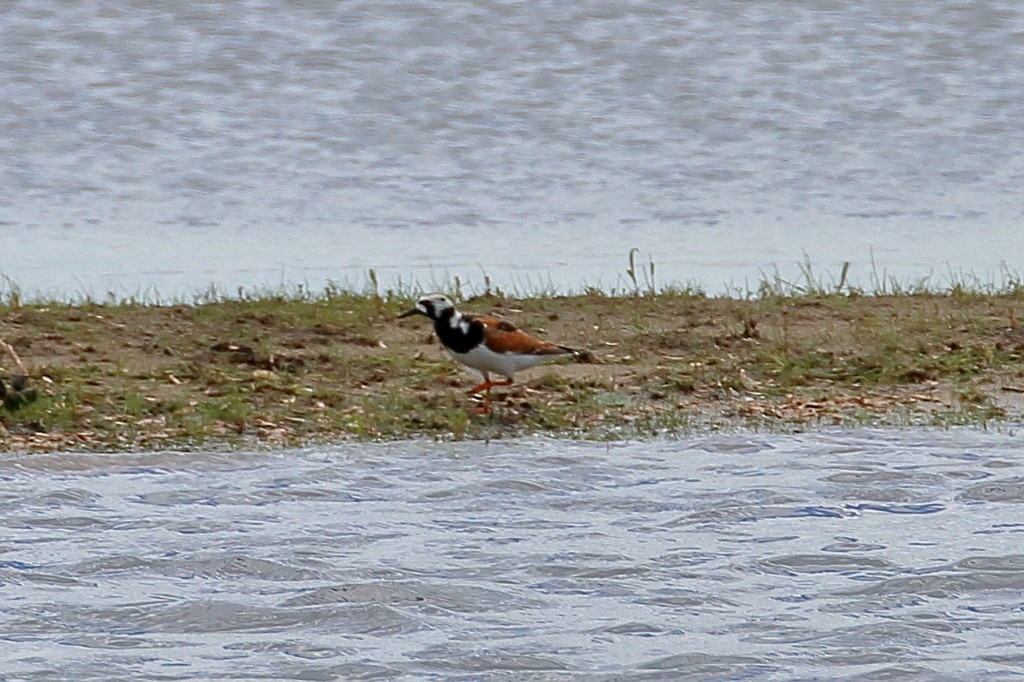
[433,310,485,355]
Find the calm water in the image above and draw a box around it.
[1,1,1023,298]
[2,429,1024,680]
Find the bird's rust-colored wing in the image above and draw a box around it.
[471,314,574,356]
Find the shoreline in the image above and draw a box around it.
[2,289,1023,452]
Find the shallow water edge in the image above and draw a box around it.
[2,428,1023,680]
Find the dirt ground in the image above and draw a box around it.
[2,292,1024,451]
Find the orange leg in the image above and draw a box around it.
[467,378,513,413]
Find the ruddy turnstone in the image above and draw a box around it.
[398,293,580,412]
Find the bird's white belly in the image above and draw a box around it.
[448,344,548,378]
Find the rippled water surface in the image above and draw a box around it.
[2,1,1023,296]
[2,429,1024,680]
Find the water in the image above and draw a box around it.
[2,1,1024,298]
[2,429,1023,680]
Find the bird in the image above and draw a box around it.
[398,293,580,412]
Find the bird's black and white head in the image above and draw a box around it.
[398,293,456,321]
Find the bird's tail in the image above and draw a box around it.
[558,345,596,362]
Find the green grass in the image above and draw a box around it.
[6,249,1024,309]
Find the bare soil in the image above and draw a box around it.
[2,292,1023,451]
